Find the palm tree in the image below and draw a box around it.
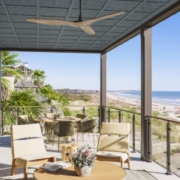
[1,51,22,101]
[32,69,46,89]
[3,89,44,124]
[1,78,12,101]
[1,51,22,79]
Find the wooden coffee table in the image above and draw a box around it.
[33,161,126,180]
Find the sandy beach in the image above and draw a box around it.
[106,92,180,122]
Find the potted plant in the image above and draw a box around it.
[70,144,96,176]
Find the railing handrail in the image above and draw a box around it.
[2,105,45,108]
[102,105,180,125]
[102,105,141,115]
[145,115,180,124]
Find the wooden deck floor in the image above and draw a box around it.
[0,134,179,180]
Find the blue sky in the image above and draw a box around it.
[18,12,180,91]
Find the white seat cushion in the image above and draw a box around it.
[96,151,128,162]
[19,153,54,161]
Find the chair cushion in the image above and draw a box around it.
[96,151,128,162]
[17,153,54,162]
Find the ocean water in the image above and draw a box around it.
[110,91,180,106]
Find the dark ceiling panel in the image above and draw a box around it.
[126,12,150,21]
[19,39,37,43]
[39,39,57,43]
[73,0,106,10]
[136,2,164,13]
[18,34,37,39]
[7,6,36,15]
[0,14,8,21]
[0,0,179,52]
[0,28,14,34]
[105,1,141,11]
[4,0,36,6]
[14,22,36,29]
[10,15,36,23]
[16,29,36,34]
[40,30,60,35]
[0,37,17,42]
[0,5,6,14]
[40,8,68,17]
[39,0,72,8]
[39,35,58,39]
[39,25,62,30]
[0,22,11,28]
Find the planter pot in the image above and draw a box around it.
[74,165,92,176]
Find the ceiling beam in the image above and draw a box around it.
[0,47,100,54]
[71,0,113,50]
[1,0,21,48]
[103,0,180,53]
[54,0,75,49]
[87,0,146,50]
[37,0,39,48]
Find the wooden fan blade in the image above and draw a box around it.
[27,18,78,27]
[80,26,95,34]
[83,11,125,26]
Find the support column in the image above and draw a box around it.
[100,53,106,124]
[141,27,152,161]
[0,51,2,135]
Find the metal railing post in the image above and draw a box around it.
[17,107,20,125]
[119,110,121,122]
[108,108,110,122]
[82,106,86,114]
[2,107,4,135]
[132,113,136,153]
[102,106,106,122]
[98,106,100,118]
[166,121,171,175]
[148,117,152,162]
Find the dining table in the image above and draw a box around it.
[34,116,82,143]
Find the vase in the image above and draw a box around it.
[74,165,92,176]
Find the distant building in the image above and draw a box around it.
[16,62,33,81]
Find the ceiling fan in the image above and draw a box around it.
[27,0,125,35]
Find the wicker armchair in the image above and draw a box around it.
[52,121,75,151]
[77,118,98,146]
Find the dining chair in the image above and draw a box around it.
[52,121,75,151]
[18,115,30,125]
[74,113,88,133]
[10,123,56,180]
[45,121,58,143]
[77,118,98,146]
[18,115,37,125]
[96,122,130,169]
[44,113,55,119]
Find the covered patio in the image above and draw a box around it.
[0,0,180,179]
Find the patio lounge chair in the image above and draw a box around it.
[10,124,56,180]
[96,122,130,169]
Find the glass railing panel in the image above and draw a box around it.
[151,118,167,169]
[135,114,141,152]
[170,123,180,177]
